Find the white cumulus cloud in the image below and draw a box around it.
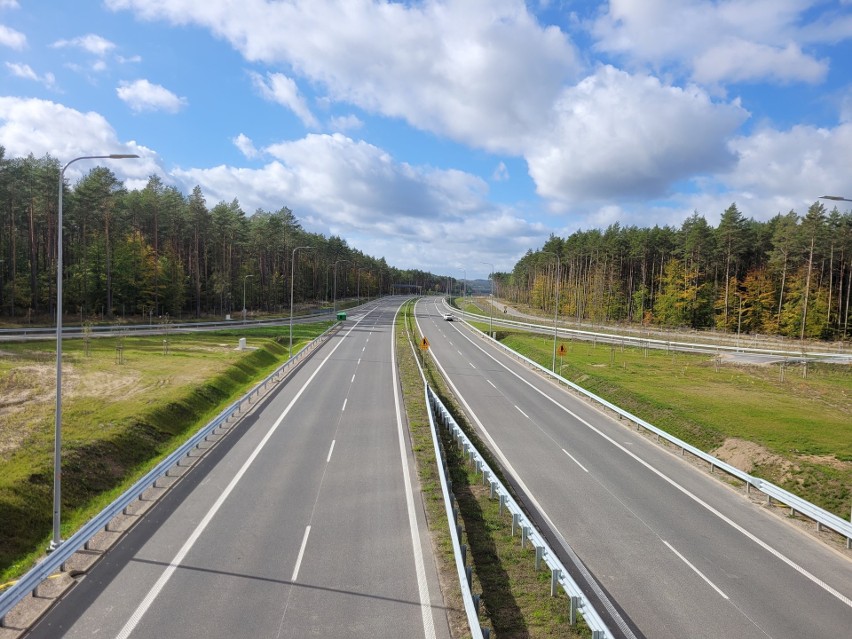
[232,133,259,159]
[526,66,749,203]
[0,96,158,183]
[591,0,837,86]
[0,23,25,49]
[723,122,852,212]
[117,79,187,113]
[249,71,318,128]
[693,39,827,85]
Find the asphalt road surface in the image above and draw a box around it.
[28,298,450,639]
[417,297,852,639]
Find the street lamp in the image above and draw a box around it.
[290,246,313,359]
[358,267,370,304]
[540,250,562,372]
[480,261,495,338]
[52,153,139,551]
[242,274,254,323]
[333,259,351,314]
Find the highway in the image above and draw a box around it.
[416,298,852,639]
[27,298,450,639]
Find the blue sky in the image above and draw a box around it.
[1,1,851,279]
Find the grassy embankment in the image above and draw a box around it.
[396,300,588,638]
[0,322,330,580]
[458,302,851,520]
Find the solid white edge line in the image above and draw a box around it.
[114,315,366,639]
[663,541,729,600]
[327,440,335,463]
[562,448,589,473]
[391,303,436,639]
[291,526,312,582]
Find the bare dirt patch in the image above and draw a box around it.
[711,437,795,479]
[712,437,852,479]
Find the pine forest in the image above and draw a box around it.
[502,202,851,341]
[0,150,445,323]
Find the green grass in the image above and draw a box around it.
[398,301,589,638]
[480,328,852,518]
[0,322,331,579]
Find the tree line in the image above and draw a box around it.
[499,202,852,341]
[0,148,445,322]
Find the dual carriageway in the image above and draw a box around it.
[5,296,851,638]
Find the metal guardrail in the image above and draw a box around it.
[405,317,488,638]
[426,386,611,638]
[453,303,851,361]
[451,306,852,550]
[0,309,337,338]
[0,323,341,623]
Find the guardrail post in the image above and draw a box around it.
[569,596,580,625]
[511,512,520,535]
[550,568,560,596]
[499,494,507,516]
[461,543,467,566]
[535,545,543,570]
[521,525,528,548]
[465,565,472,587]
[473,593,480,615]
[489,481,496,499]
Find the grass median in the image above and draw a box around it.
[397,301,589,638]
[0,322,331,580]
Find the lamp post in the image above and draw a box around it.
[51,153,139,551]
[333,259,351,314]
[540,250,562,372]
[290,246,313,359]
[242,274,254,323]
[480,261,495,338]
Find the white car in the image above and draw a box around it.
[442,313,454,321]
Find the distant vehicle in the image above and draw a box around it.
[442,313,454,321]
